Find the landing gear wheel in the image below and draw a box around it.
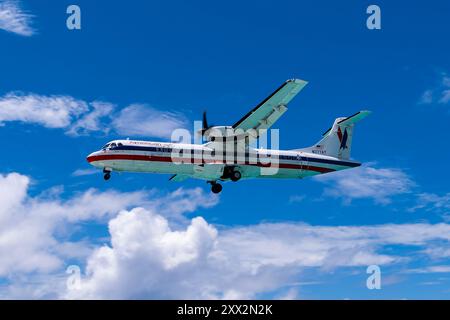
[230,170,241,182]
[104,173,111,181]
[211,183,222,194]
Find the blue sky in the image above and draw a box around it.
[0,0,450,299]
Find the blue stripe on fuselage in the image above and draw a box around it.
[110,145,360,168]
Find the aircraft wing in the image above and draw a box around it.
[170,165,225,182]
[232,79,308,133]
[169,174,190,182]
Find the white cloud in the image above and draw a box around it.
[67,101,115,136]
[0,92,88,129]
[289,195,305,204]
[405,265,450,274]
[0,171,218,279]
[156,187,219,221]
[0,0,34,36]
[0,92,187,138]
[409,193,450,214]
[314,163,415,205]
[71,168,99,177]
[0,171,219,298]
[420,74,450,105]
[67,208,219,299]
[443,76,450,87]
[422,246,450,260]
[0,172,153,277]
[112,104,187,138]
[277,288,299,300]
[65,208,450,299]
[439,90,450,104]
[419,90,433,104]
[3,170,450,299]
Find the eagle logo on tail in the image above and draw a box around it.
[337,127,348,150]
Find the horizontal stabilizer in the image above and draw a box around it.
[322,110,371,136]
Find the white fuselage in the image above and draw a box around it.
[87,139,360,181]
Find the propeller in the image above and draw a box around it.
[200,111,214,135]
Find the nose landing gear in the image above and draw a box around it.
[103,168,112,181]
[208,181,223,194]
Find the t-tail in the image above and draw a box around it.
[299,110,371,160]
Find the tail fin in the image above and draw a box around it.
[302,111,371,160]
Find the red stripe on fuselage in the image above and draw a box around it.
[86,154,336,174]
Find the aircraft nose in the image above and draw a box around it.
[86,151,98,164]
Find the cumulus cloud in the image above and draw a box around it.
[3,170,450,299]
[0,0,34,36]
[0,172,151,277]
[0,171,219,298]
[64,207,450,299]
[0,171,217,278]
[314,163,415,205]
[67,209,219,299]
[0,92,187,138]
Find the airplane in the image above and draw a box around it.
[86,79,370,194]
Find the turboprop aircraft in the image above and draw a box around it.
[86,79,370,193]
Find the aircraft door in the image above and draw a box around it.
[297,153,307,178]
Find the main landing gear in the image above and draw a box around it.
[208,168,242,194]
[103,168,111,181]
[208,181,223,194]
[223,167,242,182]
[230,170,241,182]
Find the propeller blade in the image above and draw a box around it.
[202,111,209,131]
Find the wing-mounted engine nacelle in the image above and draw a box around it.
[198,111,251,142]
[201,126,244,142]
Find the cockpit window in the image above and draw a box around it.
[102,142,122,150]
